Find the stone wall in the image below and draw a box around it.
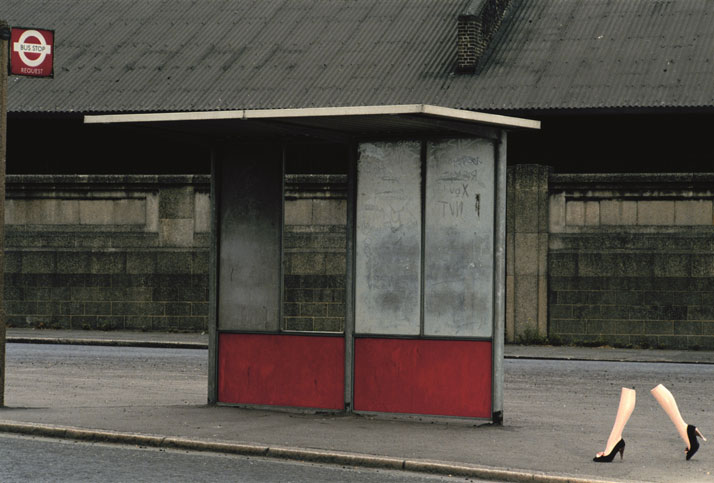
[4,175,210,331]
[8,170,713,349]
[283,175,347,332]
[547,174,714,349]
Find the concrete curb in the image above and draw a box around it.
[6,337,207,350]
[0,420,613,483]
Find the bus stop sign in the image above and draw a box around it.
[10,27,54,77]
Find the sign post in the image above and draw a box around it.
[0,23,53,406]
[0,20,9,408]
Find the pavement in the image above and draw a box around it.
[2,328,714,483]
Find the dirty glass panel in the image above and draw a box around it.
[282,144,348,332]
[424,139,495,337]
[355,141,421,335]
[218,146,283,331]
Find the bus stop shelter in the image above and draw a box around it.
[86,105,540,423]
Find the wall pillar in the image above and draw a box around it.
[506,164,550,342]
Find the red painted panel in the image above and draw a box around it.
[218,333,345,410]
[354,338,492,418]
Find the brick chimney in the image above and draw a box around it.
[457,0,512,73]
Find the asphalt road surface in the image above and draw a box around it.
[3,343,713,483]
[0,433,480,483]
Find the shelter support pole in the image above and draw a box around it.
[492,131,507,424]
[0,20,10,407]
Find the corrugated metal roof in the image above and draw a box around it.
[5,0,714,114]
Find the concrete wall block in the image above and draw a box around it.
[112,301,165,316]
[176,316,205,331]
[113,199,146,225]
[79,200,114,225]
[549,253,577,277]
[192,303,208,316]
[124,287,153,301]
[71,287,112,302]
[159,186,194,219]
[687,335,714,350]
[22,252,56,273]
[549,304,573,319]
[284,303,300,316]
[548,193,566,233]
[284,199,313,225]
[90,252,127,274]
[599,200,638,225]
[549,319,585,334]
[577,253,610,277]
[565,201,585,226]
[506,166,516,233]
[506,274,515,342]
[514,275,539,334]
[324,253,346,275]
[192,250,209,275]
[152,286,179,301]
[165,303,191,316]
[156,252,192,274]
[286,253,326,275]
[514,232,539,276]
[57,252,91,274]
[194,191,211,233]
[179,286,208,302]
[514,189,540,232]
[327,303,345,317]
[506,232,515,276]
[127,252,157,274]
[691,254,714,277]
[24,287,51,301]
[313,318,344,332]
[72,315,99,330]
[300,303,327,317]
[538,233,548,274]
[637,200,674,225]
[84,302,111,315]
[674,199,713,225]
[5,251,22,273]
[285,288,314,303]
[585,320,617,334]
[674,321,702,335]
[312,199,347,225]
[653,253,691,277]
[615,320,644,334]
[145,193,159,233]
[159,218,194,247]
[97,316,126,331]
[125,316,153,331]
[687,305,714,321]
[644,320,674,335]
[557,290,589,304]
[584,201,600,226]
[284,318,314,331]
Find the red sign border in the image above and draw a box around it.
[8,26,55,78]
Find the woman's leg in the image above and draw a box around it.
[650,384,691,448]
[596,387,636,457]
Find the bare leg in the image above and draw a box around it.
[650,384,691,448]
[596,387,636,457]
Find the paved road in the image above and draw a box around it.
[4,344,207,407]
[4,343,714,482]
[0,433,480,483]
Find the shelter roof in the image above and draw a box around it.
[6,0,714,114]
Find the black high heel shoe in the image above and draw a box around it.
[686,425,706,461]
[593,439,625,462]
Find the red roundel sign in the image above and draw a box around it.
[10,27,55,77]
